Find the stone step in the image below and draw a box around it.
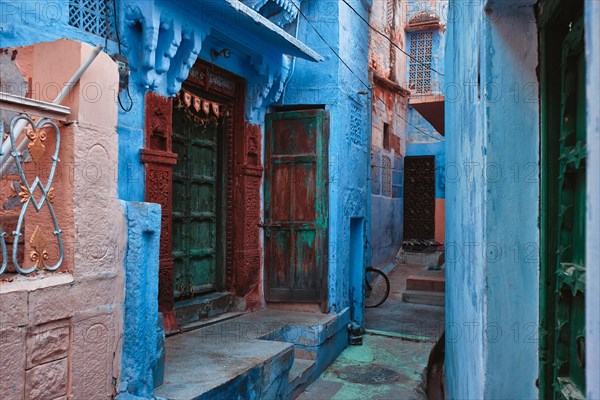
[402,290,445,306]
[174,292,233,328]
[288,357,316,386]
[155,309,349,400]
[179,311,245,333]
[406,275,445,292]
[154,327,294,399]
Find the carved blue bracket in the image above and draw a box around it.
[246,54,292,123]
[122,2,208,96]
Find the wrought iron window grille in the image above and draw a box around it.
[409,31,433,94]
[68,0,116,40]
[0,115,64,275]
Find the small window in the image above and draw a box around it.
[383,122,391,150]
[69,0,115,40]
[409,31,433,94]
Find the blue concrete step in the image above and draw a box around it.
[287,358,316,399]
[402,290,445,306]
[154,334,294,400]
[154,309,350,400]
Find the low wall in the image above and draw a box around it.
[0,40,125,399]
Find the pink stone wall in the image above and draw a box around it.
[0,40,125,400]
[369,0,410,153]
[369,0,408,86]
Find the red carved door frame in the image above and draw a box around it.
[143,60,264,334]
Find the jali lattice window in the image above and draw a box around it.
[69,0,115,40]
[409,31,433,94]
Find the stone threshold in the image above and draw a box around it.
[154,308,349,400]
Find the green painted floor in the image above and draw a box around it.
[298,264,444,400]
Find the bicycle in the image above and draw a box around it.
[364,267,391,308]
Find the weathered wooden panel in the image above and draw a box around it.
[171,90,223,299]
[264,110,328,305]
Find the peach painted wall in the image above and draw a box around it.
[0,40,125,400]
[435,198,445,244]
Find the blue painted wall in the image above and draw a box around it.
[282,0,371,323]
[585,1,600,397]
[370,150,404,266]
[445,1,539,398]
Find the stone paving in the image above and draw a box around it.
[297,264,445,400]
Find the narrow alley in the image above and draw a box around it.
[298,264,444,400]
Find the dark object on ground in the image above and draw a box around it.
[402,239,443,252]
[426,331,445,400]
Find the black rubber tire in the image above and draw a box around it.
[364,267,390,308]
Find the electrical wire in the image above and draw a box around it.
[118,86,134,112]
[111,0,133,112]
[340,0,445,76]
[291,1,444,143]
[289,1,370,90]
[104,0,109,52]
[112,0,122,54]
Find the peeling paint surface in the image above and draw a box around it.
[283,0,370,323]
[445,1,539,398]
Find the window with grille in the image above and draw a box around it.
[69,0,115,40]
[409,31,433,94]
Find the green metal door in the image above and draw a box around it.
[172,92,225,299]
[540,3,586,398]
[264,109,329,305]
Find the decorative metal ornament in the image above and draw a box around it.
[26,127,47,163]
[0,115,64,275]
[29,226,49,270]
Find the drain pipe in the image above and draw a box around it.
[0,44,103,176]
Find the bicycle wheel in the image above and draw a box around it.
[364,267,390,308]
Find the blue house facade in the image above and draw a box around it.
[0,0,372,398]
[445,0,599,398]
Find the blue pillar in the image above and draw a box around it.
[118,201,162,399]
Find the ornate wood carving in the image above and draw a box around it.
[232,122,263,306]
[141,91,178,333]
[143,61,264,330]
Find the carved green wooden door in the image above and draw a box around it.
[172,98,224,299]
[540,7,586,399]
[264,110,329,304]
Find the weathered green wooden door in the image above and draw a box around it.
[264,110,329,304]
[172,96,225,299]
[540,4,586,398]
